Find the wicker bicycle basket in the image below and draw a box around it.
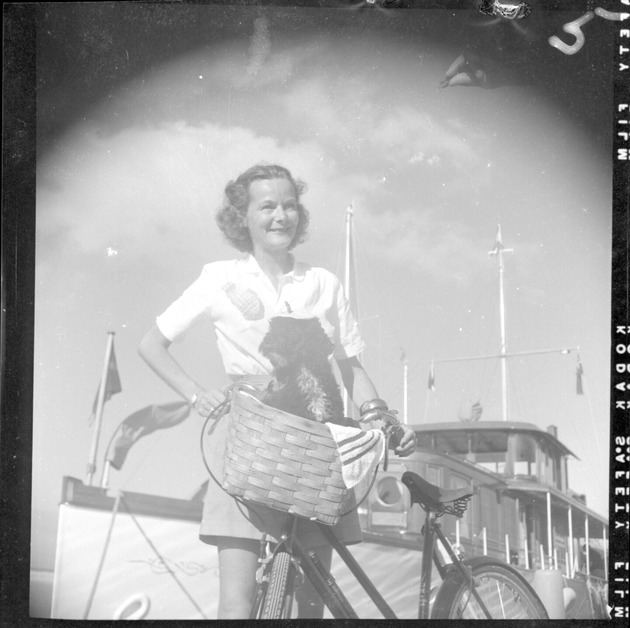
[222,387,351,526]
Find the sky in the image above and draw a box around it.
[31,2,616,574]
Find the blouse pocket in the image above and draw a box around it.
[215,283,266,332]
[222,283,265,320]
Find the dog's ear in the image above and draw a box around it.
[259,318,280,360]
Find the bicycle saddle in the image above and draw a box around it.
[402,471,475,515]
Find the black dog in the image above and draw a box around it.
[259,316,352,426]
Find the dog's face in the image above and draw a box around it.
[259,317,334,369]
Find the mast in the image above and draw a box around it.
[86,331,116,485]
[344,204,353,308]
[343,204,356,416]
[402,352,409,424]
[488,225,513,421]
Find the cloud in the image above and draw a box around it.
[282,77,356,144]
[371,209,486,281]
[35,117,344,279]
[35,30,606,304]
[371,106,481,171]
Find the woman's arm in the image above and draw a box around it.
[138,324,225,416]
[336,356,416,456]
[335,355,379,408]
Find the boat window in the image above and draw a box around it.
[511,434,537,461]
[475,453,506,474]
[418,430,510,458]
[471,432,508,453]
[418,432,469,455]
[469,432,508,474]
[509,433,538,477]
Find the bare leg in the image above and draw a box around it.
[216,537,259,619]
[296,544,332,618]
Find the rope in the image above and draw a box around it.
[82,491,122,619]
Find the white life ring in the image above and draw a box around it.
[112,592,151,620]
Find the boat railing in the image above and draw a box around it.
[465,529,600,580]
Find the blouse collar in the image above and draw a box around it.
[241,253,306,282]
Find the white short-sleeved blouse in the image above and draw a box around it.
[156,254,366,373]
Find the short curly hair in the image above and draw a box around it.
[215,164,310,253]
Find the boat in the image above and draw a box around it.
[39,221,608,620]
[348,223,609,620]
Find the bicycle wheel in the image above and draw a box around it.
[260,550,295,619]
[432,556,548,619]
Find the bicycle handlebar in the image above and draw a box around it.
[358,399,404,451]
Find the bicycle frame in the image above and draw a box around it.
[258,502,481,620]
[417,508,494,619]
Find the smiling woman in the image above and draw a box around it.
[136,161,416,618]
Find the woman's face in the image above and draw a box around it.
[246,178,299,255]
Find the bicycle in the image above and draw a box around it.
[243,405,552,624]
[201,386,548,620]
[249,470,549,619]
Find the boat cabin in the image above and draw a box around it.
[413,421,572,491]
[362,420,608,602]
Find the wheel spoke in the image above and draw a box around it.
[495,579,506,618]
[432,557,548,620]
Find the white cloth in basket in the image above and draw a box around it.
[325,424,385,489]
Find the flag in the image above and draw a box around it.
[576,359,584,395]
[428,362,436,391]
[106,401,191,470]
[458,399,483,422]
[470,400,483,422]
[88,343,122,425]
[400,348,407,364]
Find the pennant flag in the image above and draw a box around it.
[459,399,483,422]
[576,359,584,395]
[106,401,191,470]
[470,400,483,422]
[428,362,436,391]
[88,343,122,425]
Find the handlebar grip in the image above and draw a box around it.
[359,399,401,427]
[388,424,404,449]
[359,399,388,415]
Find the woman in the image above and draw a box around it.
[138,163,416,618]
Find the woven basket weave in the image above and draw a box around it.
[222,388,350,526]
